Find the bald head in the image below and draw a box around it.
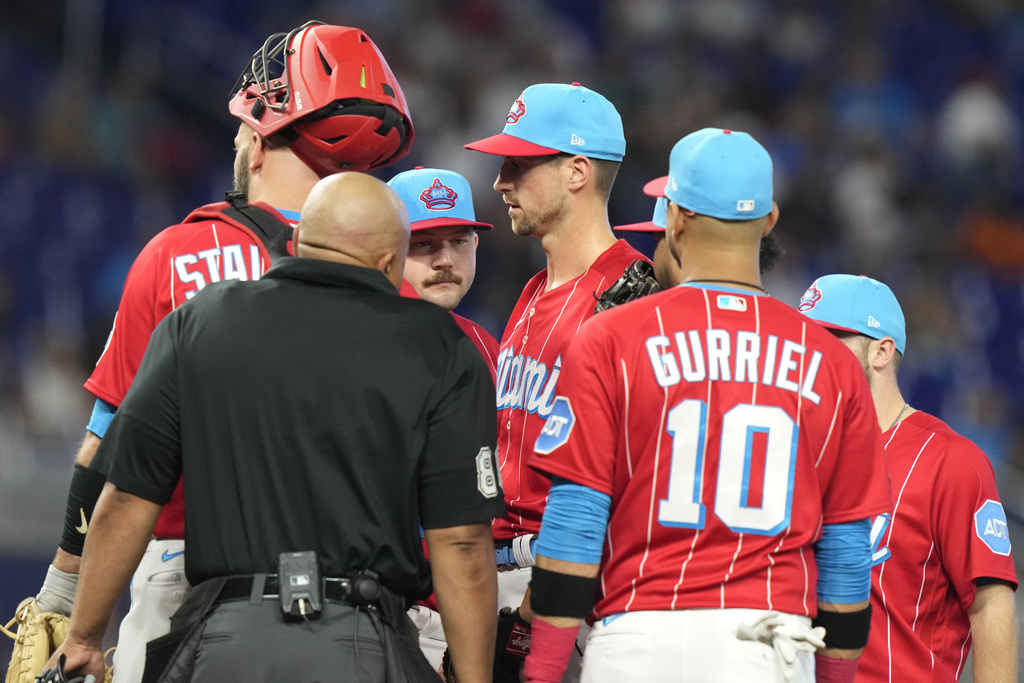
[295,173,411,289]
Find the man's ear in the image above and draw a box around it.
[872,337,898,372]
[249,131,267,172]
[566,155,591,193]
[666,201,688,242]
[378,250,402,290]
[762,201,780,236]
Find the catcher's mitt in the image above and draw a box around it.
[441,607,531,683]
[593,260,660,314]
[1,599,111,683]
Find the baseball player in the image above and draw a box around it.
[9,21,414,683]
[615,195,786,291]
[524,129,892,683]
[799,274,1019,683]
[389,166,498,377]
[387,166,498,669]
[463,82,649,680]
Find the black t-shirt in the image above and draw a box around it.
[97,257,504,598]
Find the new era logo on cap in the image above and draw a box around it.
[464,83,625,161]
[868,316,881,328]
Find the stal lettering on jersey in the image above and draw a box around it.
[493,240,648,539]
[85,201,294,538]
[859,411,1017,683]
[530,284,891,621]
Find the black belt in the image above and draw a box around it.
[216,574,355,604]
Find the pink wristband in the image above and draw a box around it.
[523,619,580,683]
[815,653,860,683]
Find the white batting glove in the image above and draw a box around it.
[737,610,825,682]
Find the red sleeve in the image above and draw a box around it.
[85,236,169,406]
[85,217,271,406]
[816,347,892,526]
[931,431,1018,608]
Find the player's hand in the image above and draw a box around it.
[43,639,106,683]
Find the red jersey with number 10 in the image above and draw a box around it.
[493,239,648,540]
[530,284,891,621]
[85,201,293,539]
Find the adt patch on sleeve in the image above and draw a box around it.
[534,396,575,454]
[974,499,1012,556]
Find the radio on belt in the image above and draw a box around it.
[278,551,323,621]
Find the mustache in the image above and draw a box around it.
[423,270,463,286]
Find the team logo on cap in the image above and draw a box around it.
[506,93,526,124]
[798,283,822,311]
[419,178,458,211]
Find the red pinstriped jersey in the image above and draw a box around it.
[530,283,891,620]
[85,201,293,538]
[452,313,499,381]
[493,239,648,540]
[857,412,1018,683]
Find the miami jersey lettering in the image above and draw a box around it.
[858,412,1018,683]
[494,239,647,540]
[530,284,891,620]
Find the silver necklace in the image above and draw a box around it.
[888,403,910,431]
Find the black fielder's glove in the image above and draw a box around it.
[593,260,661,314]
[441,607,531,683]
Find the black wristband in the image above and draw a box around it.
[529,566,599,619]
[59,463,108,555]
[813,605,873,650]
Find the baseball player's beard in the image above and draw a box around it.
[509,197,566,237]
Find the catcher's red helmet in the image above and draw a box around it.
[229,21,414,176]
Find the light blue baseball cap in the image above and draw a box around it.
[613,197,668,234]
[644,128,773,220]
[798,274,907,355]
[387,167,493,231]
[464,83,625,161]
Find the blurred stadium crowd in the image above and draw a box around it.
[2,0,1024,517]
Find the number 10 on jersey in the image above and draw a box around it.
[658,400,798,536]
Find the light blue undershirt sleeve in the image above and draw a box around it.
[86,398,117,438]
[814,518,872,603]
[534,476,612,564]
